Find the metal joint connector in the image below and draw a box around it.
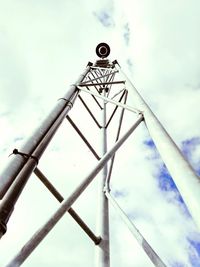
[87,61,93,67]
[10,149,39,165]
[58,98,74,109]
[138,111,144,118]
[95,236,102,245]
[112,60,120,67]
[103,186,109,193]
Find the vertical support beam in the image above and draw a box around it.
[5,115,143,267]
[0,91,78,238]
[0,66,91,199]
[106,90,128,191]
[0,67,91,238]
[105,191,167,267]
[96,89,110,267]
[117,64,200,230]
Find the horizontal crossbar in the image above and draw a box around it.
[79,81,125,87]
[81,70,118,84]
[78,86,141,114]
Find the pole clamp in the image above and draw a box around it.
[10,149,39,165]
[58,98,73,109]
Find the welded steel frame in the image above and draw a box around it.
[0,47,199,267]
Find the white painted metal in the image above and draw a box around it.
[77,86,141,114]
[117,65,200,230]
[105,191,167,267]
[96,90,110,267]
[4,115,143,267]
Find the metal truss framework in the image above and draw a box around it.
[0,44,200,267]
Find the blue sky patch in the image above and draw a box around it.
[144,137,200,194]
[144,137,200,265]
[123,23,130,45]
[93,10,115,27]
[113,189,128,198]
[188,238,200,258]
[181,137,200,176]
[171,262,185,267]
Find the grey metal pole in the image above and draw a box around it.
[105,191,167,267]
[0,66,91,199]
[96,90,110,267]
[78,86,140,114]
[34,167,101,245]
[106,90,128,191]
[0,67,91,237]
[116,63,200,230]
[0,91,79,237]
[5,115,143,267]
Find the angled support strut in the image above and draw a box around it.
[105,191,167,267]
[5,115,143,267]
[34,167,101,245]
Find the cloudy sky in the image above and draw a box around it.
[0,0,200,266]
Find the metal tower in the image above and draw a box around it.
[0,43,200,267]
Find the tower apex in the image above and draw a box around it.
[96,43,110,58]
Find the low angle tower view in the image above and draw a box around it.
[0,42,200,267]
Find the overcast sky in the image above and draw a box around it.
[0,1,200,267]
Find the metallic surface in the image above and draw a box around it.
[0,67,91,237]
[1,45,196,266]
[0,91,78,237]
[66,115,101,160]
[96,91,110,267]
[78,86,140,114]
[81,70,118,85]
[5,115,143,267]
[78,95,102,128]
[105,90,126,128]
[117,64,200,230]
[0,67,91,199]
[96,43,110,59]
[79,81,125,87]
[106,90,128,191]
[34,167,101,245]
[105,191,167,267]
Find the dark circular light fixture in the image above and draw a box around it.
[96,43,110,58]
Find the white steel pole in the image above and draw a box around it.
[105,191,167,267]
[116,64,200,230]
[96,90,110,267]
[5,116,143,267]
[0,66,91,199]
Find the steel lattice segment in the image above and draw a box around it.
[4,115,144,267]
[34,167,101,245]
[105,191,167,267]
[1,43,199,267]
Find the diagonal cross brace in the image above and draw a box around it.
[66,115,101,160]
[34,167,101,245]
[106,90,128,191]
[78,95,102,128]
[5,115,143,267]
[78,86,141,114]
[79,81,125,87]
[81,70,118,85]
[85,85,103,110]
[105,191,167,267]
[106,89,127,129]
